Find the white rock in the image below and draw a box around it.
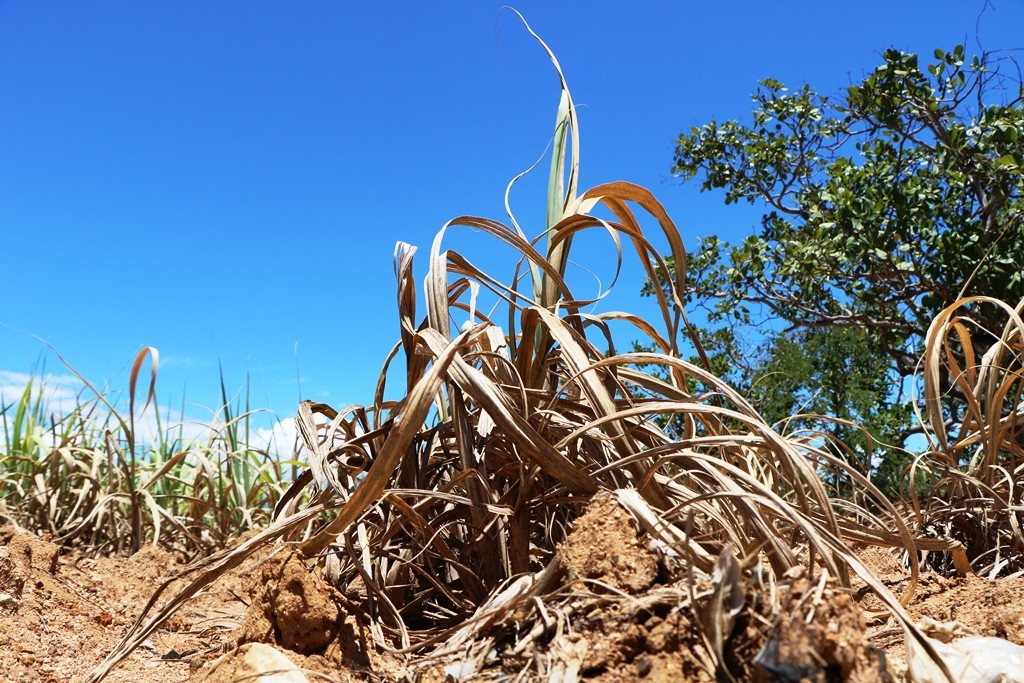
[906,632,1024,683]
[200,643,310,683]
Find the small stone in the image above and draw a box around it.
[197,643,310,683]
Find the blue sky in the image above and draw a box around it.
[2,2,1021,443]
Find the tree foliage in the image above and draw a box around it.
[648,45,1024,481]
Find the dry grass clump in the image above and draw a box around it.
[0,348,293,558]
[912,296,1024,578]
[86,15,958,682]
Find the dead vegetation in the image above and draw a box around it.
[3,12,1023,683]
[914,296,1024,579]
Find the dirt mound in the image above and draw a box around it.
[908,572,1024,644]
[760,574,891,682]
[538,493,888,682]
[540,492,716,681]
[558,490,660,593]
[239,548,341,653]
[222,546,387,680]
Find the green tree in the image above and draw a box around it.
[652,324,910,494]
[649,45,1024,482]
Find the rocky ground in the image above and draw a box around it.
[3,497,1024,683]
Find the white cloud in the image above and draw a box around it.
[249,417,302,461]
[0,369,84,414]
[123,405,303,462]
[0,368,303,464]
[129,405,215,448]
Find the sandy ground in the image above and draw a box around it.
[3,499,1024,682]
